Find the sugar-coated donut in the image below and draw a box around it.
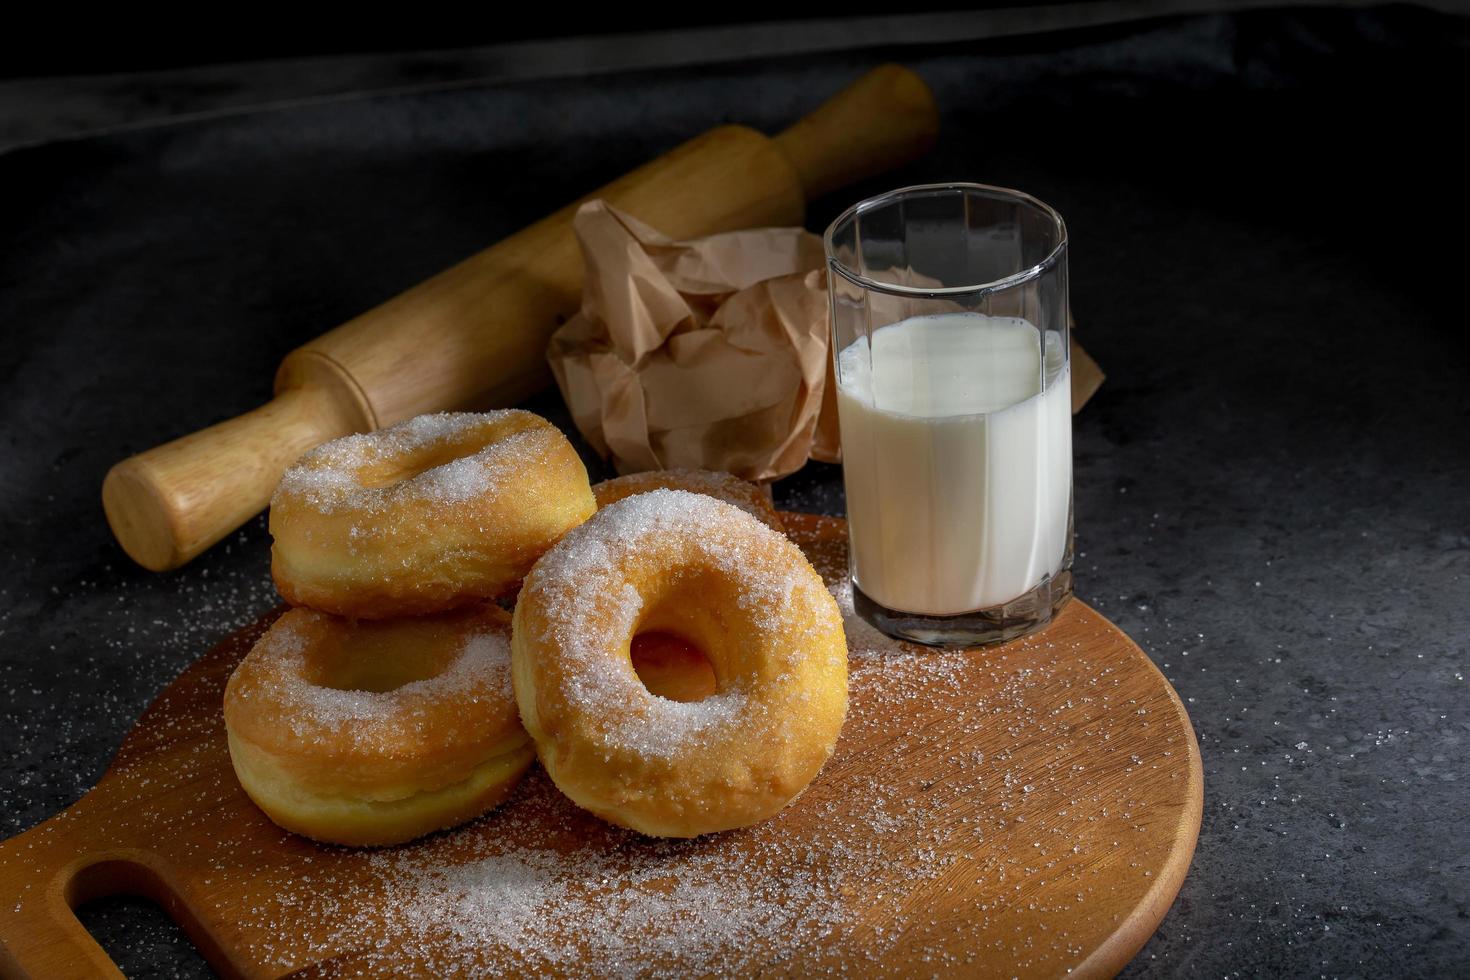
[592,469,784,532]
[270,411,594,618]
[224,605,532,846]
[511,490,848,838]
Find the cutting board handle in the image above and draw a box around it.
[0,827,230,980]
[0,858,124,979]
[0,902,122,979]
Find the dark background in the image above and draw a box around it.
[3,2,1125,77]
[2,3,1468,976]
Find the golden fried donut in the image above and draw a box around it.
[224,605,532,846]
[511,490,848,838]
[592,469,784,532]
[270,411,595,618]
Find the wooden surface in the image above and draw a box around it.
[101,64,940,572]
[0,513,1202,978]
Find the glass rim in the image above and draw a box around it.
[822,181,1068,298]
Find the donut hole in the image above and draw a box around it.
[303,620,464,693]
[627,567,749,704]
[630,632,718,703]
[355,434,487,490]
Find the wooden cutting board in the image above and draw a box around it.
[0,513,1202,979]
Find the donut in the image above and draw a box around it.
[270,411,595,618]
[592,469,784,532]
[511,490,848,838]
[224,604,532,846]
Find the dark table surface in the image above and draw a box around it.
[2,6,1467,977]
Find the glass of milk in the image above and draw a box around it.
[825,183,1072,647]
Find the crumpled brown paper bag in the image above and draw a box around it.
[547,199,1103,482]
[547,200,838,481]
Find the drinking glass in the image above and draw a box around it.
[825,182,1072,647]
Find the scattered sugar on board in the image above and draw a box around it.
[210,547,1173,977]
[7,512,1194,977]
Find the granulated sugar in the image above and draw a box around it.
[828,578,903,660]
[278,772,879,976]
[225,608,519,754]
[288,629,511,735]
[592,469,784,531]
[274,411,558,514]
[330,802,852,977]
[527,490,821,644]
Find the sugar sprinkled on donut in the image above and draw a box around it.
[275,411,555,514]
[592,469,783,531]
[237,611,514,745]
[223,605,535,845]
[269,410,597,617]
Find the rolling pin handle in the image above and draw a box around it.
[775,63,940,202]
[102,385,369,571]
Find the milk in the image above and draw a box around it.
[835,314,1072,617]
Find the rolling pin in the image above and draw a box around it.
[102,64,940,571]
